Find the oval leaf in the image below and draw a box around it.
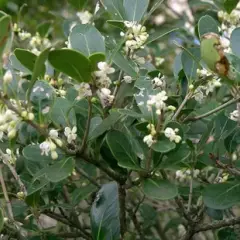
[143,179,178,200]
[48,49,92,83]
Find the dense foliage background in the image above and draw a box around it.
[1,0,240,239]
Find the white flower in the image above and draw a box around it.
[49,129,58,139]
[51,151,58,160]
[230,110,239,121]
[193,87,205,103]
[3,70,13,84]
[40,141,51,156]
[94,62,115,88]
[152,75,165,88]
[64,126,77,144]
[143,134,155,147]
[205,78,222,95]
[147,91,168,115]
[155,57,165,66]
[97,88,114,108]
[164,127,181,143]
[94,2,100,14]
[42,106,50,114]
[123,76,133,83]
[75,83,92,100]
[18,31,31,41]
[77,11,92,24]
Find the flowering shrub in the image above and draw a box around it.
[0,0,240,239]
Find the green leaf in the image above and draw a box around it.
[37,21,52,38]
[27,48,50,101]
[14,48,37,72]
[46,158,75,182]
[151,137,176,153]
[91,182,120,240]
[68,0,86,10]
[27,177,49,196]
[88,111,121,140]
[107,20,125,29]
[0,14,11,59]
[50,97,76,127]
[48,49,92,83]
[112,51,137,77]
[230,27,240,58]
[218,227,238,240]
[160,144,191,169]
[181,47,201,82]
[69,24,105,57]
[9,54,32,74]
[123,0,149,22]
[89,53,106,70]
[106,130,141,170]
[142,179,178,200]
[224,0,239,14]
[101,0,126,20]
[203,182,240,209]
[146,28,178,45]
[72,184,97,205]
[0,208,4,232]
[173,52,183,80]
[198,15,219,37]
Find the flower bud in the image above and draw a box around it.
[17,191,25,200]
[51,151,58,160]
[28,112,35,121]
[50,142,56,151]
[21,111,28,118]
[3,70,13,84]
[55,139,63,147]
[8,129,16,139]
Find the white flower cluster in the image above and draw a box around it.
[94,62,115,88]
[164,127,181,143]
[143,124,157,147]
[64,126,77,144]
[2,148,17,165]
[147,90,168,115]
[122,21,149,53]
[29,33,51,55]
[39,129,63,160]
[0,108,19,140]
[230,109,239,121]
[18,31,32,41]
[175,169,200,182]
[75,83,92,100]
[97,88,114,108]
[76,11,92,24]
[192,69,222,103]
[152,74,166,88]
[122,75,133,84]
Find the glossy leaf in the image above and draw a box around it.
[68,0,86,10]
[143,179,178,200]
[224,0,239,13]
[106,130,141,170]
[198,15,219,37]
[69,24,105,57]
[230,27,240,58]
[101,0,126,20]
[50,97,76,127]
[123,0,149,22]
[14,48,37,72]
[203,182,240,209]
[151,137,176,153]
[48,49,92,82]
[91,182,120,240]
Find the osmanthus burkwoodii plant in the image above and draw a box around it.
[0,0,240,239]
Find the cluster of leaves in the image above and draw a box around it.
[0,0,240,240]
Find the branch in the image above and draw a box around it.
[119,184,126,238]
[0,149,27,196]
[0,165,14,220]
[79,99,92,153]
[184,97,240,122]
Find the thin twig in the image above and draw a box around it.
[79,99,92,153]
[187,170,193,212]
[75,165,101,188]
[0,165,14,220]
[184,97,240,122]
[172,92,192,121]
[0,149,27,195]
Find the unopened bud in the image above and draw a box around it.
[51,151,58,160]
[189,84,194,90]
[55,139,63,147]
[3,70,13,84]
[8,129,16,139]
[17,191,25,200]
[21,111,28,118]
[28,112,34,121]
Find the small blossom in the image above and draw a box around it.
[64,126,77,144]
[155,57,165,66]
[75,83,92,100]
[147,91,168,115]
[97,88,114,108]
[123,76,133,83]
[143,134,155,147]
[40,141,51,156]
[49,129,58,139]
[77,11,92,24]
[42,106,50,114]
[3,70,13,84]
[51,151,58,160]
[164,127,181,143]
[18,31,31,41]
[230,110,239,121]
